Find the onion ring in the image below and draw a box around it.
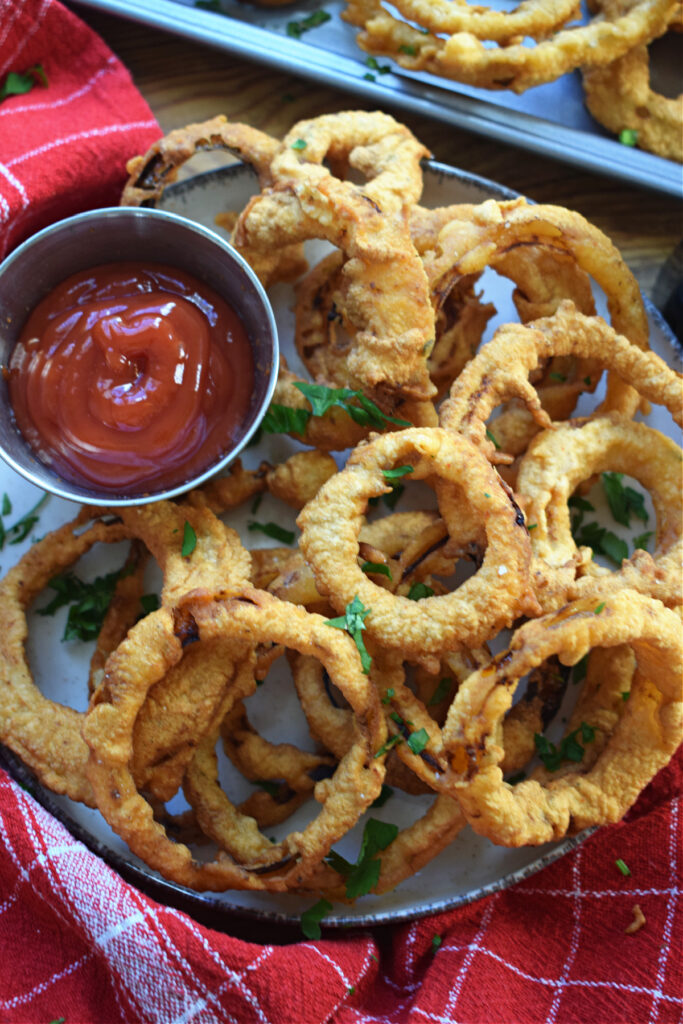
[298,427,537,657]
[442,591,683,845]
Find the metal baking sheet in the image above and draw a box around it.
[73,0,682,197]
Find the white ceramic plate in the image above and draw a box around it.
[1,160,680,932]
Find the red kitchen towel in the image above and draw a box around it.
[0,0,160,259]
[0,751,680,1024]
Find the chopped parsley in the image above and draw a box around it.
[286,9,331,37]
[363,73,376,82]
[0,64,48,102]
[181,521,197,557]
[139,593,160,616]
[618,129,638,146]
[370,783,394,808]
[325,595,372,674]
[291,138,307,151]
[0,492,48,549]
[382,465,413,482]
[602,472,648,527]
[534,722,596,771]
[326,818,399,898]
[247,521,295,545]
[549,371,567,382]
[428,677,451,706]
[632,530,654,552]
[571,653,588,685]
[294,382,410,430]
[594,602,606,614]
[381,688,395,705]
[37,563,133,642]
[485,427,501,450]
[382,483,405,510]
[300,898,333,938]
[361,560,392,580]
[399,44,417,55]
[407,727,429,755]
[374,734,403,758]
[431,934,442,952]
[261,404,310,437]
[621,690,630,701]
[407,582,434,601]
[366,57,391,74]
[615,857,632,877]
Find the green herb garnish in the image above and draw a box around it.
[181,521,197,557]
[0,492,48,549]
[370,784,394,808]
[294,382,410,430]
[300,898,333,938]
[37,564,132,642]
[139,593,160,616]
[381,688,395,705]
[572,653,589,685]
[382,465,413,482]
[261,404,311,436]
[325,595,372,674]
[594,602,606,614]
[0,64,48,102]
[632,530,654,552]
[618,129,638,147]
[326,818,399,898]
[291,138,307,150]
[361,560,392,579]
[399,44,417,55]
[428,677,451,707]
[615,857,631,876]
[485,428,501,450]
[286,9,331,37]
[534,722,596,772]
[374,734,403,758]
[431,934,442,952]
[247,521,295,545]
[366,57,391,74]
[1,494,11,516]
[602,472,648,527]
[407,582,434,601]
[407,728,429,755]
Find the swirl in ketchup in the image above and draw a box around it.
[8,262,255,494]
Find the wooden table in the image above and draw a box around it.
[73,4,682,301]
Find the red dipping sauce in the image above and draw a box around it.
[8,262,255,494]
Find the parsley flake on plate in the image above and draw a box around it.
[247,520,296,545]
[300,897,333,938]
[181,521,197,557]
[325,595,372,673]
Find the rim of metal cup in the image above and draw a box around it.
[0,207,279,507]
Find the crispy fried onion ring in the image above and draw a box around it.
[439,302,682,465]
[582,0,683,163]
[382,0,581,43]
[0,512,129,805]
[442,591,683,845]
[233,112,436,401]
[343,0,676,93]
[298,427,537,657]
[119,115,308,284]
[83,590,386,891]
[517,416,683,609]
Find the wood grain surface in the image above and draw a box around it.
[71,3,682,297]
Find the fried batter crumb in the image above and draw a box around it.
[625,904,646,935]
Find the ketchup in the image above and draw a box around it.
[8,263,255,494]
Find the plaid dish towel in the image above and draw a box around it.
[0,3,681,1023]
[0,0,160,258]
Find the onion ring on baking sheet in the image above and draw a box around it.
[343,0,676,93]
[442,591,683,845]
[582,0,683,163]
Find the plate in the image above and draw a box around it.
[73,0,682,197]
[0,159,680,933]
